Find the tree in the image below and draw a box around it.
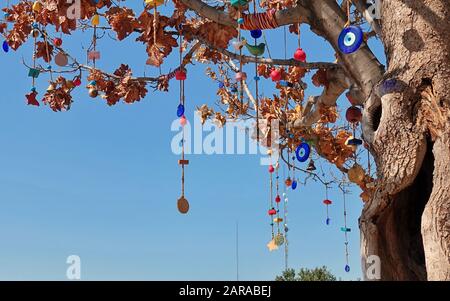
[276,267,336,281]
[1,0,449,280]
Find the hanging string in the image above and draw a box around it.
[253,0,260,142]
[238,10,244,105]
[269,165,274,239]
[345,0,352,27]
[342,178,351,272]
[92,22,97,68]
[43,30,53,81]
[275,165,281,235]
[297,23,301,48]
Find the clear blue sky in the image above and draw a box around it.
[0,2,385,280]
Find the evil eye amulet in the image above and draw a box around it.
[295,142,311,162]
[338,26,363,54]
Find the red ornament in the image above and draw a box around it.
[268,165,275,173]
[323,199,332,205]
[73,78,81,87]
[293,48,306,62]
[25,91,39,106]
[275,195,281,203]
[180,115,187,126]
[346,106,362,123]
[53,38,62,47]
[268,208,277,216]
[175,70,186,80]
[270,68,282,82]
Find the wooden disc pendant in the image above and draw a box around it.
[177,196,189,214]
[55,52,68,67]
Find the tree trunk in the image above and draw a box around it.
[361,0,450,280]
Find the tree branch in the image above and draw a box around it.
[180,0,311,29]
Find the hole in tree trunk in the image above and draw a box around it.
[377,138,434,280]
[372,105,382,132]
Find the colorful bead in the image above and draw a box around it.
[250,29,262,39]
[177,103,185,118]
[293,48,306,62]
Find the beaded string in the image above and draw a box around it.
[269,165,274,239]
[342,178,351,272]
[253,0,260,141]
[237,10,244,105]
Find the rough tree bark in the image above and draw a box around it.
[360,0,450,281]
[181,0,450,280]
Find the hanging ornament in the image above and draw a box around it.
[145,0,164,7]
[177,103,185,117]
[291,180,297,190]
[295,142,310,162]
[88,51,101,61]
[230,0,249,8]
[177,27,190,214]
[293,48,306,62]
[323,199,332,225]
[268,164,275,173]
[341,178,351,273]
[175,69,187,80]
[284,177,292,187]
[274,233,284,246]
[306,159,316,171]
[345,106,362,123]
[270,68,282,82]
[88,87,98,98]
[53,37,62,47]
[250,29,262,39]
[177,196,189,214]
[2,40,9,53]
[32,1,42,13]
[348,163,365,184]
[245,42,265,56]
[91,14,100,26]
[28,68,40,78]
[31,28,40,38]
[73,77,82,87]
[55,52,68,67]
[25,90,39,106]
[338,26,363,54]
[180,115,187,127]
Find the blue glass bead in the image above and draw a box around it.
[291,180,297,190]
[237,18,244,25]
[345,265,350,273]
[46,65,52,70]
[89,80,97,86]
[31,87,37,92]
[2,40,9,53]
[4,13,10,18]
[218,82,224,88]
[326,218,331,225]
[250,29,262,39]
[254,76,260,81]
[177,103,185,118]
[231,87,238,93]
[32,22,39,29]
